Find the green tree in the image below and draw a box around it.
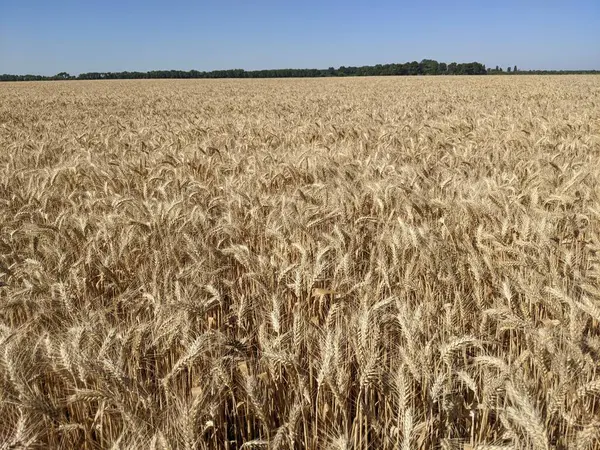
[53,72,71,80]
[420,59,439,75]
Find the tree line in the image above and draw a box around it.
[1,60,598,82]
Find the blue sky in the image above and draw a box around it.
[1,0,598,75]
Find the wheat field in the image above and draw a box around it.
[1,76,599,449]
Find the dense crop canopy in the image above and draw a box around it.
[0,76,599,449]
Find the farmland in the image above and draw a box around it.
[1,76,599,449]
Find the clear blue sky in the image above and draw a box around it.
[1,0,598,75]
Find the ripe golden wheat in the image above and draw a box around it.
[0,75,599,449]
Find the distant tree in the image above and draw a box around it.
[405,61,418,75]
[420,59,439,75]
[53,72,72,80]
[15,59,599,82]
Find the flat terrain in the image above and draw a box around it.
[1,76,599,449]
